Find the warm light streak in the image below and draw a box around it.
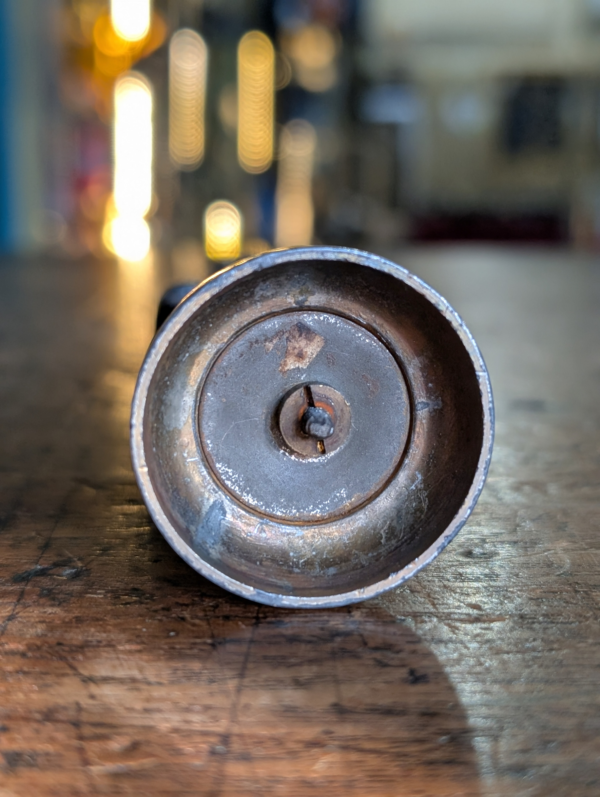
[275,120,316,247]
[92,9,166,83]
[94,14,131,57]
[93,13,133,77]
[169,29,208,169]
[113,73,153,218]
[204,201,242,262]
[108,72,153,261]
[110,0,151,43]
[237,31,275,174]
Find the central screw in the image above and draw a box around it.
[301,406,335,439]
[278,383,349,458]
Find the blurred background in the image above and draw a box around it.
[3,0,600,275]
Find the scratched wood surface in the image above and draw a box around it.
[0,247,598,796]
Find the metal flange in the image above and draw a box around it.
[131,246,494,607]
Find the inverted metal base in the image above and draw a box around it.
[131,246,494,607]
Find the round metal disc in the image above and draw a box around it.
[198,311,411,523]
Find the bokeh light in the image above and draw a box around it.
[106,72,153,261]
[204,201,242,262]
[283,24,338,93]
[94,13,131,56]
[275,120,316,247]
[237,31,275,174]
[169,29,208,170]
[106,215,151,262]
[110,0,151,43]
[113,72,153,218]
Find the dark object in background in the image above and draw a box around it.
[502,78,565,154]
[156,283,197,330]
[131,246,494,608]
[410,211,568,244]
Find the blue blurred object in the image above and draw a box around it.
[0,0,18,250]
[0,0,52,254]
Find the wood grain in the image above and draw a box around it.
[0,247,598,796]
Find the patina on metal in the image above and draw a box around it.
[131,246,494,608]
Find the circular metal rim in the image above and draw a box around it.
[130,246,494,608]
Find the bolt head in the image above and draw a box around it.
[301,406,335,439]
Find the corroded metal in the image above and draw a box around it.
[279,384,350,457]
[131,246,494,608]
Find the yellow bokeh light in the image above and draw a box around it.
[105,216,151,261]
[204,201,243,262]
[107,72,153,262]
[92,13,133,77]
[93,13,132,56]
[110,0,151,43]
[169,29,208,170]
[283,24,338,93]
[91,11,167,89]
[237,31,275,174]
[288,24,336,71]
[113,72,153,218]
[275,120,316,248]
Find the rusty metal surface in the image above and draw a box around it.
[131,246,494,607]
[198,311,410,522]
[278,383,352,458]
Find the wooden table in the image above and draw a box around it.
[0,246,598,796]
